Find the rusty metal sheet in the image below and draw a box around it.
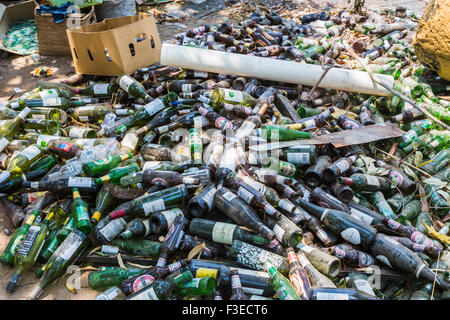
[249,123,405,152]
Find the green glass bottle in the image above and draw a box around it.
[258,124,312,141]
[175,277,216,297]
[65,126,98,139]
[20,97,85,110]
[188,128,203,166]
[117,74,152,102]
[73,83,118,98]
[28,229,90,300]
[72,105,114,122]
[87,267,145,291]
[107,239,161,257]
[370,191,396,220]
[71,188,92,235]
[265,262,301,300]
[91,185,116,224]
[0,144,45,183]
[338,174,392,193]
[95,163,140,185]
[0,209,39,267]
[29,107,60,121]
[0,107,30,140]
[83,152,133,177]
[109,185,189,219]
[29,154,57,172]
[7,210,54,293]
[211,88,257,107]
[56,216,75,243]
[264,157,297,177]
[127,270,193,300]
[22,119,60,135]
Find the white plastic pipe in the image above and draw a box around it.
[160,44,394,96]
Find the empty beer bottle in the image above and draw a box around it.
[83,152,133,177]
[71,188,92,235]
[117,74,152,103]
[286,247,310,300]
[119,218,151,240]
[265,261,300,300]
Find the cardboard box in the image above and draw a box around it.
[66,14,161,76]
[0,0,35,55]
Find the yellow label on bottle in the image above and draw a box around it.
[195,268,217,279]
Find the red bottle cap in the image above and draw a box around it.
[109,209,127,220]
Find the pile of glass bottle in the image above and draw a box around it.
[0,5,448,301]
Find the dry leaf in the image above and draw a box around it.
[187,242,206,261]
[117,253,128,270]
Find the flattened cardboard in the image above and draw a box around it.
[66,15,161,76]
[0,1,35,55]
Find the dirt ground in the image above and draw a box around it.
[0,0,426,300]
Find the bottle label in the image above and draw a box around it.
[215,117,233,130]
[334,247,346,259]
[364,175,380,187]
[21,145,41,161]
[316,292,349,300]
[222,191,237,202]
[303,119,316,129]
[197,95,210,104]
[278,199,295,213]
[340,228,361,245]
[121,133,138,151]
[78,116,90,121]
[100,219,126,242]
[334,159,350,173]
[142,198,166,215]
[77,106,96,113]
[42,98,61,106]
[234,267,270,279]
[350,208,374,225]
[142,161,162,171]
[273,224,285,242]
[119,75,134,92]
[144,99,165,117]
[212,222,237,245]
[236,243,284,271]
[387,170,403,186]
[196,268,217,278]
[68,177,93,188]
[130,286,159,300]
[300,244,314,253]
[387,219,400,230]
[237,187,254,204]
[157,125,169,134]
[31,114,46,120]
[194,71,208,78]
[69,127,88,139]
[182,84,192,92]
[38,90,57,100]
[133,274,156,292]
[202,187,216,210]
[17,225,41,256]
[93,84,109,95]
[354,279,375,296]
[223,89,243,103]
[287,152,310,164]
[231,274,242,289]
[242,287,264,295]
[161,209,183,229]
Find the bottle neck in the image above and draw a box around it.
[231,272,244,292]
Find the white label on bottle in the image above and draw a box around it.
[119,75,134,91]
[144,99,165,117]
[43,98,61,107]
[194,71,208,78]
[36,135,57,148]
[354,279,375,296]
[223,191,237,202]
[300,244,314,253]
[243,287,264,295]
[303,119,316,129]
[350,208,373,225]
[237,187,254,204]
[21,145,41,160]
[273,224,285,242]
[197,95,210,104]
[223,89,243,103]
[69,127,88,139]
[77,106,95,113]
[158,125,169,134]
[9,102,20,109]
[182,84,192,92]
[235,267,270,279]
[59,241,80,260]
[278,199,295,213]
[142,198,166,215]
[78,116,90,121]
[161,209,183,228]
[142,161,161,170]
[316,292,349,300]
[203,187,217,209]
[340,228,361,245]
[212,222,237,245]
[364,175,380,187]
[17,107,31,119]
[68,177,92,188]
[130,287,159,300]
[287,152,310,164]
[335,159,350,173]
[31,114,46,120]
[121,133,138,150]
[39,90,58,99]
[93,84,109,95]
[100,218,127,242]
